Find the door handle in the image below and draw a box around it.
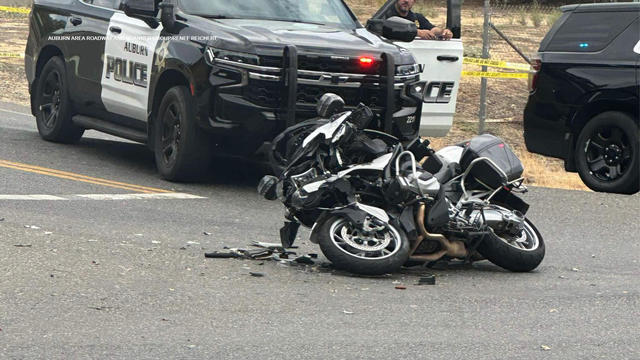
[109,26,122,34]
[437,55,459,62]
[70,17,82,26]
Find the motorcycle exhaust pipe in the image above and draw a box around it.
[409,204,468,262]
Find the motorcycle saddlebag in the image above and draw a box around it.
[460,134,524,188]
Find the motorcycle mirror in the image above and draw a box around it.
[349,103,374,130]
[258,175,279,200]
[317,93,345,118]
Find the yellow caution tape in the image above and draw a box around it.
[0,52,24,58]
[463,57,531,72]
[0,5,30,14]
[462,70,529,79]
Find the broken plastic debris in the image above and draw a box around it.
[418,275,436,285]
[14,244,32,248]
[540,345,551,351]
[151,241,161,244]
[44,231,53,235]
[395,285,407,290]
[203,232,212,236]
[549,309,558,313]
[343,310,354,315]
[249,272,265,277]
[205,251,242,259]
[571,267,580,272]
[186,241,200,245]
[24,225,40,229]
[293,255,315,265]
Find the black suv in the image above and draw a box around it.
[524,3,639,194]
[25,0,424,181]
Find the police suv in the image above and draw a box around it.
[25,0,463,180]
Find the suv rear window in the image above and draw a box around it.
[545,11,638,52]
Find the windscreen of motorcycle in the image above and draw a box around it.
[302,112,352,148]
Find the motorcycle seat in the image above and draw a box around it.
[433,162,458,184]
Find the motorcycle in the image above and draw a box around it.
[258,94,545,275]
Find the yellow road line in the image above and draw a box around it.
[0,159,170,193]
[0,5,30,14]
[462,70,529,79]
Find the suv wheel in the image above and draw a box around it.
[153,85,212,181]
[34,57,84,143]
[575,111,639,194]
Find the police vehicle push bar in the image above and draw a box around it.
[283,45,298,128]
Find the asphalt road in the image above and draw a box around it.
[0,101,639,359]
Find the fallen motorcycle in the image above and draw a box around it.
[259,94,545,275]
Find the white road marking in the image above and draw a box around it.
[76,193,206,200]
[0,108,32,118]
[0,195,67,200]
[0,193,206,201]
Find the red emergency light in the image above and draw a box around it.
[359,56,374,66]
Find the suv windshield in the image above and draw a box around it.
[179,0,358,29]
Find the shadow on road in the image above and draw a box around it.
[75,136,268,188]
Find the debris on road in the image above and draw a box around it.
[417,275,437,285]
[249,272,265,277]
[540,345,551,351]
[571,267,580,272]
[343,310,354,315]
[395,285,407,290]
[14,244,32,247]
[0,217,5,221]
[24,225,40,229]
[44,231,52,235]
[549,309,558,313]
[203,232,212,236]
[204,243,316,266]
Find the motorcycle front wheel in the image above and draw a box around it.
[317,216,410,275]
[477,219,545,272]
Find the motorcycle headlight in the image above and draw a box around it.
[205,47,259,66]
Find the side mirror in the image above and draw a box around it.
[367,17,417,42]
[159,0,178,33]
[317,93,345,118]
[382,17,418,42]
[258,175,279,201]
[122,0,159,27]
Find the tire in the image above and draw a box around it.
[34,57,84,143]
[153,86,212,181]
[575,112,639,194]
[317,216,410,275]
[477,219,545,272]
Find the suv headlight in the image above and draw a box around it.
[205,47,259,66]
[396,63,420,76]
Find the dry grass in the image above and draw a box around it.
[0,4,590,191]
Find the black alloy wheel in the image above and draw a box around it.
[35,56,84,143]
[575,112,639,194]
[40,70,63,130]
[584,126,632,182]
[153,86,212,181]
[160,102,182,168]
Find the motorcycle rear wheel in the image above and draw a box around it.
[318,216,410,275]
[477,219,545,272]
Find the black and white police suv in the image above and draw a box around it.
[25,0,463,181]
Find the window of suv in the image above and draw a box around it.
[178,0,358,29]
[545,11,638,52]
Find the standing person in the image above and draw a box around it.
[383,0,453,40]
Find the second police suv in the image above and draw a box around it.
[25,0,464,180]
